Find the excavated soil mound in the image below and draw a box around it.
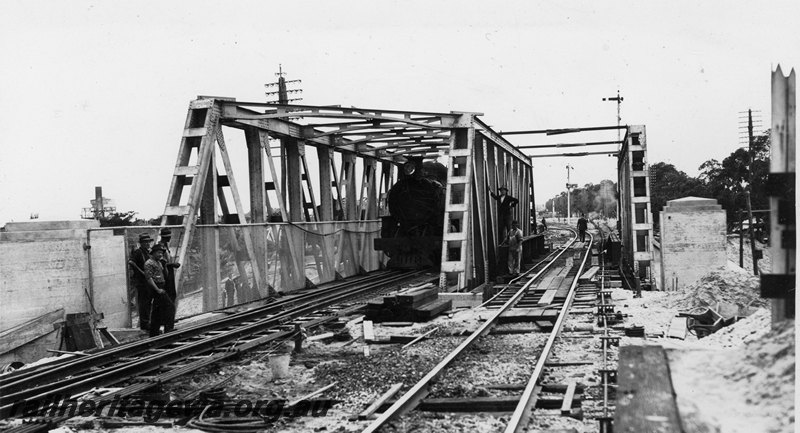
[702,308,771,347]
[728,318,795,412]
[669,318,795,433]
[667,268,768,312]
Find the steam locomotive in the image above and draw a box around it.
[374,158,447,269]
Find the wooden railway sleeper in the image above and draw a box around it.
[163,363,190,370]
[133,376,161,383]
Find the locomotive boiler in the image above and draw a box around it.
[374,158,447,268]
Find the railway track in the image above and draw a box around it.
[363,228,595,432]
[0,270,427,431]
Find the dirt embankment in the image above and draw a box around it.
[615,260,793,433]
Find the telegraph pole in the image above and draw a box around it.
[265,64,303,104]
[265,65,303,205]
[739,108,762,274]
[603,90,624,142]
[746,109,758,275]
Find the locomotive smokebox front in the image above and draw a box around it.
[374,158,447,268]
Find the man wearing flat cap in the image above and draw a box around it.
[157,228,181,279]
[490,186,519,238]
[128,233,153,331]
[153,228,180,335]
[145,243,174,336]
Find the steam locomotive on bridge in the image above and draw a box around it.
[373,158,447,269]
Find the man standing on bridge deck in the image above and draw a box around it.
[577,213,588,243]
[154,228,180,335]
[157,228,181,297]
[145,244,174,336]
[503,220,524,276]
[490,186,519,238]
[128,233,153,331]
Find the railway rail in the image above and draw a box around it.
[363,227,595,432]
[1,270,427,432]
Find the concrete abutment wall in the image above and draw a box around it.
[0,220,129,363]
[659,197,727,291]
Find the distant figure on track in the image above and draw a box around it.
[128,233,153,331]
[502,220,524,276]
[541,217,548,231]
[577,213,588,243]
[490,186,519,238]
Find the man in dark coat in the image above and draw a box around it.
[577,213,589,243]
[128,233,153,330]
[154,228,180,335]
[145,243,175,336]
[157,228,181,294]
[490,186,519,238]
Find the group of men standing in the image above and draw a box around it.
[491,186,524,276]
[129,229,181,337]
[490,185,590,277]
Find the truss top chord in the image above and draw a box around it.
[499,125,628,136]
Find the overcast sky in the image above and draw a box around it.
[1,1,797,223]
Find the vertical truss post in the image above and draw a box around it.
[214,169,257,302]
[245,127,270,295]
[262,133,304,291]
[340,153,359,274]
[379,162,395,217]
[439,118,476,290]
[200,149,220,311]
[315,146,337,281]
[330,153,345,221]
[284,138,307,288]
[365,159,378,220]
[472,135,488,285]
[342,154,358,220]
[485,143,498,278]
[620,126,653,284]
[317,147,334,221]
[527,165,536,234]
[359,158,378,270]
[511,159,520,227]
[215,128,263,297]
[285,139,304,222]
[300,154,320,222]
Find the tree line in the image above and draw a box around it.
[543,179,618,219]
[650,130,770,230]
[541,129,771,233]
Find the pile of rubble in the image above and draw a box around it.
[667,268,767,316]
[702,308,772,348]
[726,318,795,428]
[669,317,795,433]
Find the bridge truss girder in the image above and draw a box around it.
[162,97,535,298]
